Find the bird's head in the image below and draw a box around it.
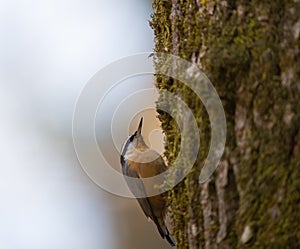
[121,117,148,158]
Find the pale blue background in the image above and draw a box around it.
[0,1,171,248]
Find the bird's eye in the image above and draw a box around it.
[129,134,135,142]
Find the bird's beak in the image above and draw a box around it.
[136,117,143,135]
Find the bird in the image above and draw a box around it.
[120,117,176,247]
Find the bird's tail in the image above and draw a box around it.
[155,218,176,247]
[165,227,176,247]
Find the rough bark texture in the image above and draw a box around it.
[151,0,300,248]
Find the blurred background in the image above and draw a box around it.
[0,0,171,248]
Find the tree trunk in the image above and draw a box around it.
[151,0,300,248]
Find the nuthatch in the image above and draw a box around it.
[120,117,176,247]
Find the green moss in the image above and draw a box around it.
[152,0,300,248]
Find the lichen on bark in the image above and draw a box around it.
[151,0,300,248]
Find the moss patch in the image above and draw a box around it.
[151,0,300,248]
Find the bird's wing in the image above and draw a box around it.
[123,160,167,239]
[123,163,154,219]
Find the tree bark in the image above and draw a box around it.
[151,0,300,248]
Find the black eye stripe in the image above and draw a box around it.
[120,132,137,157]
[129,133,136,142]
